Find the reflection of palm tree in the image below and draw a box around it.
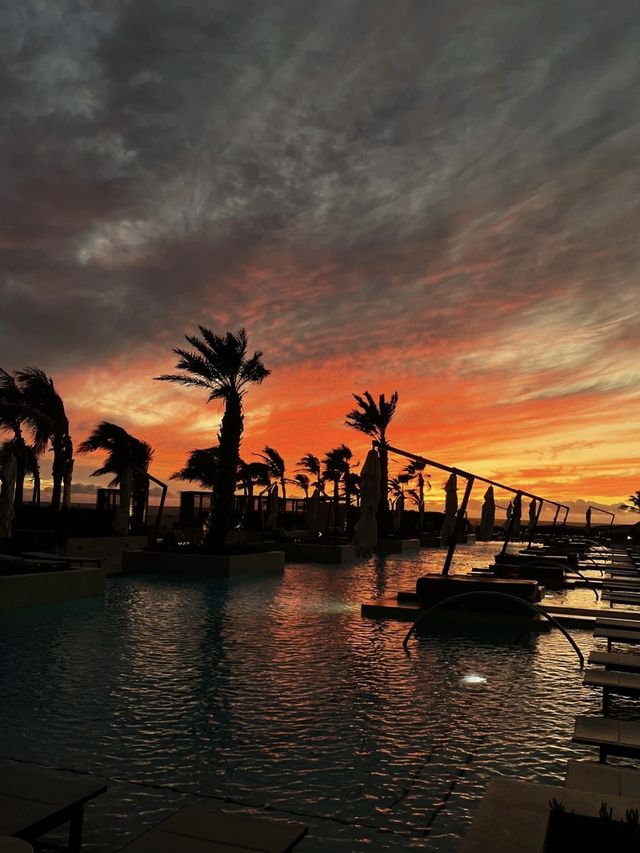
[256,446,287,502]
[297,453,323,492]
[156,327,269,548]
[15,368,73,511]
[323,444,352,532]
[79,422,154,535]
[345,391,398,524]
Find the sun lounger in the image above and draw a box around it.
[589,650,640,671]
[583,668,640,712]
[594,625,640,651]
[0,765,106,852]
[565,759,640,797]
[595,616,640,631]
[573,715,640,762]
[602,591,640,607]
[119,806,308,852]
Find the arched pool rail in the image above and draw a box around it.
[402,590,585,668]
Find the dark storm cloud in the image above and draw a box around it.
[1,0,639,387]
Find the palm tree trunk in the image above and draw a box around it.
[32,467,41,506]
[12,434,26,510]
[378,436,389,531]
[333,477,340,532]
[62,436,73,509]
[50,441,64,511]
[209,390,242,549]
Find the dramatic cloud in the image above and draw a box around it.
[1,0,639,508]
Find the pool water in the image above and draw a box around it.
[0,545,610,851]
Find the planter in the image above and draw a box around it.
[0,567,105,611]
[544,807,640,852]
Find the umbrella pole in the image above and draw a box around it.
[442,475,474,576]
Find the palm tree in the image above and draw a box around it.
[404,460,430,531]
[344,471,360,508]
[297,453,324,492]
[156,327,269,548]
[172,446,219,490]
[292,473,310,499]
[238,459,271,522]
[0,369,28,508]
[15,368,73,511]
[79,422,154,534]
[345,391,398,526]
[322,444,352,533]
[620,491,640,513]
[256,446,287,502]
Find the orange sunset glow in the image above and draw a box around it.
[2,1,639,520]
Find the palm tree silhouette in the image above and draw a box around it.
[404,459,429,531]
[15,368,73,511]
[0,369,29,508]
[322,444,352,533]
[296,453,324,492]
[79,422,154,534]
[292,473,310,499]
[256,446,287,502]
[156,328,269,548]
[172,446,219,490]
[345,391,398,527]
[620,491,640,513]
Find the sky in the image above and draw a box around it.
[1,0,639,518]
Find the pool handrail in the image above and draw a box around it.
[502,556,600,601]
[374,441,569,574]
[402,590,585,667]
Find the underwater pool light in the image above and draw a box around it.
[461,674,487,685]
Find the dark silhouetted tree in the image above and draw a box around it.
[256,446,287,502]
[297,453,324,492]
[15,368,73,511]
[156,328,269,548]
[79,421,154,534]
[345,391,398,527]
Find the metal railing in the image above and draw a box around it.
[402,590,585,667]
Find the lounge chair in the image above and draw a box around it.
[0,766,106,852]
[119,806,308,852]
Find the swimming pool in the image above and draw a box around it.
[0,545,606,851]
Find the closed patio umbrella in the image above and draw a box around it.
[478,485,495,541]
[440,472,458,544]
[306,487,321,537]
[527,498,537,533]
[585,507,592,532]
[0,453,17,539]
[393,492,404,531]
[265,484,279,529]
[510,493,522,537]
[352,449,381,557]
